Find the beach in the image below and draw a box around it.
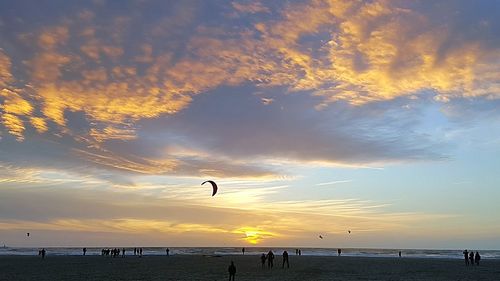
[1,255,499,281]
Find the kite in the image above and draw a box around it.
[201,180,218,196]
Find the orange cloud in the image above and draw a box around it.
[1,0,498,169]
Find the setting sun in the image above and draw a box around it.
[233,227,276,245]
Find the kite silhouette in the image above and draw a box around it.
[26,233,30,237]
[348,230,351,234]
[201,180,218,196]
[319,235,323,239]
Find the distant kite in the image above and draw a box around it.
[201,180,218,196]
[26,233,30,237]
[348,230,351,234]
[319,235,323,239]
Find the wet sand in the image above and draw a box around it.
[0,255,499,281]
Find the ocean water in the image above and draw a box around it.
[0,247,499,259]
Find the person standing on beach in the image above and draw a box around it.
[267,250,275,268]
[260,253,266,268]
[282,251,289,268]
[475,252,481,265]
[83,248,87,256]
[41,248,46,259]
[242,247,245,255]
[122,248,126,257]
[463,250,469,265]
[398,251,401,257]
[337,248,342,256]
[298,249,301,256]
[228,261,236,281]
[469,251,474,265]
[166,248,170,256]
[139,248,143,257]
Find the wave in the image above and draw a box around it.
[1,247,498,259]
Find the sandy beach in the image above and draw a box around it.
[0,255,499,281]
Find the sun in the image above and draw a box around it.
[233,227,275,245]
[244,231,261,245]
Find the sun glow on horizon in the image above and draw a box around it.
[233,227,277,245]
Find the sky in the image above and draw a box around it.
[0,0,499,249]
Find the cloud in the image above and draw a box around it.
[0,0,498,177]
[232,2,270,14]
[316,180,352,186]
[0,178,455,246]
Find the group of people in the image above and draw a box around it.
[37,248,46,259]
[463,250,481,266]
[101,248,125,257]
[99,247,144,257]
[259,250,290,269]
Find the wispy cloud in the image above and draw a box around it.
[316,180,352,186]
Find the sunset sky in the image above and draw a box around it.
[0,0,499,249]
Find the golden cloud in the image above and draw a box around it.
[1,0,498,154]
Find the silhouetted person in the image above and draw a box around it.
[242,247,245,255]
[139,248,143,257]
[166,248,170,256]
[134,248,137,256]
[267,250,274,268]
[298,249,301,256]
[228,261,236,281]
[122,248,126,257]
[282,251,289,268]
[398,251,401,257]
[463,250,469,265]
[469,251,474,265]
[475,252,481,265]
[82,248,87,256]
[41,248,46,259]
[337,248,342,256]
[295,249,298,255]
[260,253,266,268]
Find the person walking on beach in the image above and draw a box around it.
[267,250,275,268]
[298,249,301,256]
[260,253,266,268]
[469,251,474,265]
[475,251,481,265]
[166,248,170,256]
[282,250,289,268]
[242,247,245,255]
[337,248,342,256]
[228,261,236,281]
[41,248,46,259]
[139,248,143,257]
[122,248,126,257]
[463,250,469,265]
[83,248,87,256]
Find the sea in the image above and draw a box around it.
[0,247,499,259]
